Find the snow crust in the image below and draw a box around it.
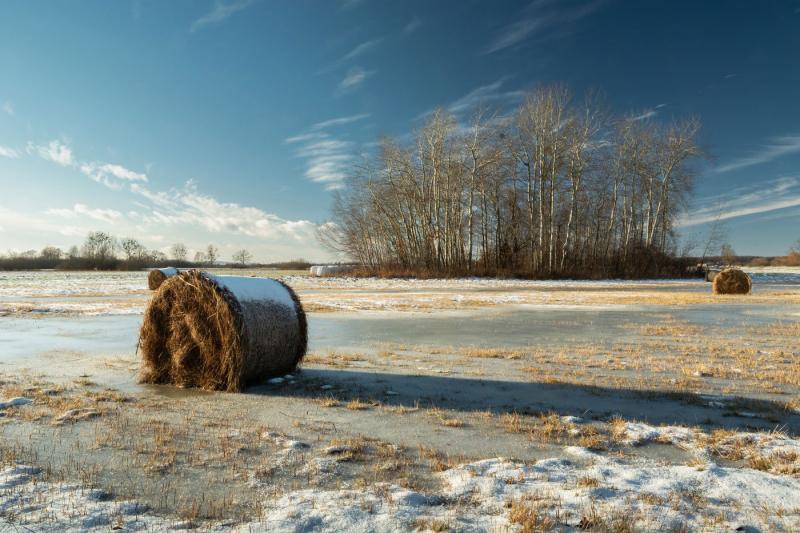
[5,426,800,532]
[203,274,296,309]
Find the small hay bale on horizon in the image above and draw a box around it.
[147,267,179,290]
[712,267,752,295]
[139,270,307,392]
[309,264,351,276]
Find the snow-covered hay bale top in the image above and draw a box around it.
[147,267,179,290]
[139,270,307,392]
[712,267,752,295]
[309,264,351,276]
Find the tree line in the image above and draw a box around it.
[321,84,706,278]
[0,231,259,270]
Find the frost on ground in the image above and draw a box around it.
[5,452,799,531]
[0,465,201,532]
[4,425,800,532]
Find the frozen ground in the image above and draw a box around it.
[1,268,799,531]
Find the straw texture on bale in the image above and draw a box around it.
[712,267,752,295]
[139,270,307,392]
[147,267,178,290]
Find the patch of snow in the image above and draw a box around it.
[158,267,179,277]
[5,434,800,532]
[621,422,696,446]
[0,397,32,410]
[0,464,234,531]
[204,274,296,309]
[261,431,309,451]
[54,408,100,424]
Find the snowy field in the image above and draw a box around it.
[1,268,799,531]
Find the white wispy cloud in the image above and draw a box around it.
[449,78,524,114]
[0,145,19,158]
[310,113,370,131]
[631,110,657,122]
[31,140,74,166]
[285,126,354,190]
[338,67,375,93]
[341,38,382,62]
[0,207,86,238]
[715,135,800,173]
[483,0,604,55]
[317,37,382,76]
[80,162,148,189]
[296,136,353,188]
[46,203,123,224]
[31,139,151,190]
[129,181,319,240]
[484,18,546,55]
[416,78,524,122]
[284,132,323,145]
[679,176,800,227]
[19,138,333,260]
[190,0,254,32]
[2,101,13,116]
[403,16,422,34]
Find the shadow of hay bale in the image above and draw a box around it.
[139,270,307,392]
[712,268,752,295]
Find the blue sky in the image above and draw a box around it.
[1,0,799,261]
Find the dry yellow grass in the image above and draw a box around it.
[317,397,340,408]
[508,495,557,532]
[345,398,372,411]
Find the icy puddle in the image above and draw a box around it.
[310,302,798,351]
[2,302,797,385]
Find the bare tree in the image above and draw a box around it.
[170,243,188,262]
[720,243,736,266]
[232,249,252,266]
[323,83,704,278]
[699,210,728,265]
[193,251,206,263]
[120,238,145,261]
[40,246,62,260]
[206,244,218,264]
[150,250,168,263]
[82,232,116,261]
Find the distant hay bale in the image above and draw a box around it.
[712,268,752,295]
[147,267,179,290]
[139,270,307,392]
[309,265,350,276]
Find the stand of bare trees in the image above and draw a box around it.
[322,85,704,278]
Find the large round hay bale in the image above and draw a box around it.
[139,270,307,392]
[147,267,179,290]
[712,268,752,295]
